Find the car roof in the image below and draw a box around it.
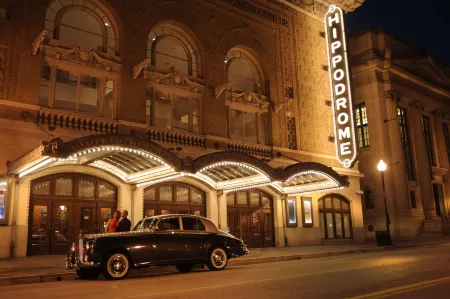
[141,214,219,232]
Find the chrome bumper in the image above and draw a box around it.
[65,241,100,270]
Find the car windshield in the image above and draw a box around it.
[133,217,158,231]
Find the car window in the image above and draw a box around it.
[182,217,206,231]
[134,217,158,231]
[157,217,180,231]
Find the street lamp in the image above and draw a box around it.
[377,159,392,246]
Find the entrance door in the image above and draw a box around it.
[28,174,118,255]
[28,199,51,256]
[226,190,274,248]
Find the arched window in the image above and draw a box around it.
[318,194,352,239]
[225,49,262,93]
[148,25,199,77]
[143,182,206,217]
[45,0,118,55]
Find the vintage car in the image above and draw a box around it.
[66,214,249,280]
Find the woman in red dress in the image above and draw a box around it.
[105,210,121,233]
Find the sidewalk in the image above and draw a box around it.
[1,236,449,286]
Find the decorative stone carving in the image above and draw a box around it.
[144,69,205,94]
[0,46,5,98]
[58,46,112,72]
[214,83,233,99]
[132,58,151,79]
[384,47,392,68]
[286,0,364,15]
[42,138,63,155]
[384,90,400,102]
[432,109,446,118]
[231,91,271,110]
[410,100,424,111]
[32,30,47,56]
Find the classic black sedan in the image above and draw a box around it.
[66,214,249,280]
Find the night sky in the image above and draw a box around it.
[345,0,450,65]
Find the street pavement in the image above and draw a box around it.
[2,245,450,299]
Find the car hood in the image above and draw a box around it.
[84,231,149,240]
[218,231,244,242]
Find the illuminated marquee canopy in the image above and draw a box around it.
[324,5,357,169]
[7,135,349,196]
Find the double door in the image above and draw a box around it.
[28,198,116,255]
[227,207,274,248]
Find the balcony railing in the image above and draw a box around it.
[227,142,273,160]
[146,128,206,148]
[37,110,118,134]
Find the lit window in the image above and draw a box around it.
[148,25,198,77]
[0,182,7,224]
[229,109,267,145]
[46,0,117,54]
[149,91,201,133]
[225,49,262,93]
[319,195,352,239]
[286,198,297,227]
[355,103,369,148]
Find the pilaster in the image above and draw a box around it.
[217,192,228,231]
[384,91,410,212]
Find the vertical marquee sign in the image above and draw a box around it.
[324,5,357,168]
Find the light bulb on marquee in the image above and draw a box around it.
[324,5,357,169]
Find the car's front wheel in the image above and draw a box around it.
[76,268,101,279]
[102,252,130,280]
[207,247,228,271]
[175,263,195,272]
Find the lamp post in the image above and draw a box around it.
[377,159,392,246]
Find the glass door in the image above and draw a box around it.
[51,201,73,254]
[97,203,115,233]
[238,209,250,246]
[28,199,51,255]
[76,202,97,235]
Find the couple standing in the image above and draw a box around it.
[105,210,131,233]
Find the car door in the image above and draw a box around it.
[129,218,158,266]
[153,217,186,263]
[180,217,207,261]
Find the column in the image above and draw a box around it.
[132,187,143,227]
[274,196,286,247]
[384,91,410,212]
[409,102,437,219]
[217,193,228,232]
[207,190,219,227]
[432,111,449,169]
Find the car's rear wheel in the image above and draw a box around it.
[175,263,195,272]
[207,247,228,271]
[102,253,130,280]
[76,268,101,279]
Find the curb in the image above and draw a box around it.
[1,242,449,286]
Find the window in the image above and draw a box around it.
[40,60,51,107]
[421,115,436,166]
[319,195,352,239]
[144,183,206,217]
[0,181,7,224]
[364,189,374,209]
[157,217,180,231]
[410,190,417,209]
[45,0,117,55]
[149,91,201,133]
[443,123,450,165]
[182,217,206,231]
[148,25,199,77]
[225,49,262,93]
[286,198,297,227]
[40,65,116,118]
[397,108,416,180]
[229,109,267,144]
[355,103,370,148]
[287,116,297,150]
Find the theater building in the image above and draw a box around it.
[350,30,450,239]
[0,0,365,257]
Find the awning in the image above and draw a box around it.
[7,134,349,195]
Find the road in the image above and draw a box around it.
[2,245,450,299]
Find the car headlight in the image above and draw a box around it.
[85,241,94,251]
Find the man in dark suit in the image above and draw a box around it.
[116,210,131,232]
